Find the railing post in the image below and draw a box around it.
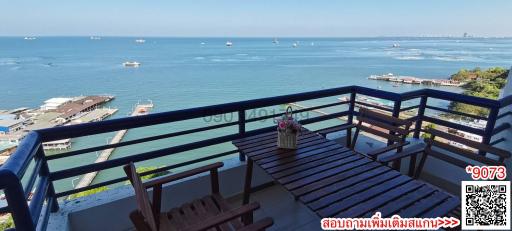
[346,91,357,145]
[390,99,402,170]
[414,95,428,139]
[2,172,35,231]
[389,100,402,145]
[481,106,499,155]
[38,148,59,212]
[238,110,246,161]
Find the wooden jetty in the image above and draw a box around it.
[73,101,154,190]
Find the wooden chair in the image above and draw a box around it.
[124,162,273,231]
[348,108,429,175]
[413,128,511,179]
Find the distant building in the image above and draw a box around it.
[0,115,26,134]
[40,97,73,111]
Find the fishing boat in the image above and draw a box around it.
[226,41,233,47]
[123,61,141,67]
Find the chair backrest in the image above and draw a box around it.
[353,108,413,146]
[423,129,511,169]
[124,162,158,231]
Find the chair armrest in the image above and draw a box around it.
[143,162,223,188]
[182,202,261,231]
[377,143,426,163]
[367,141,410,158]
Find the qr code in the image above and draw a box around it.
[462,181,511,230]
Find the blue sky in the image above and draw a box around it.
[1,0,511,37]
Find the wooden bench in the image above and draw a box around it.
[124,162,273,231]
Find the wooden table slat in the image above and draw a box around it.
[270,150,354,177]
[337,180,425,218]
[420,196,460,218]
[300,166,392,203]
[372,185,437,218]
[292,161,382,197]
[308,170,402,211]
[265,147,351,173]
[239,132,319,154]
[254,141,338,163]
[317,176,412,217]
[277,155,364,184]
[246,137,327,160]
[398,191,450,218]
[284,158,373,190]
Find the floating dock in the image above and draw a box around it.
[74,102,154,190]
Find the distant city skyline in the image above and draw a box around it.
[1,0,511,37]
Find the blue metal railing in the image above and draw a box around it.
[0,85,510,230]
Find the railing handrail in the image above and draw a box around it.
[37,85,503,143]
[1,83,510,231]
[37,86,353,142]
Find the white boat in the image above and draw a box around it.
[123,61,141,67]
[135,39,145,43]
[292,42,298,48]
[226,41,233,47]
[392,43,400,48]
[24,37,36,40]
[90,36,101,40]
[272,38,279,44]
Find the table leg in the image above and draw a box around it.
[242,158,254,224]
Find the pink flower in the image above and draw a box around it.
[278,121,286,129]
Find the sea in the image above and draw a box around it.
[1,37,511,193]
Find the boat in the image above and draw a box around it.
[292,42,298,48]
[135,39,145,43]
[272,38,279,44]
[226,41,233,47]
[24,37,37,40]
[90,36,101,40]
[392,43,400,48]
[123,61,141,67]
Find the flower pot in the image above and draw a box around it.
[277,129,298,149]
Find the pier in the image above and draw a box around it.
[74,102,154,190]
[368,73,464,87]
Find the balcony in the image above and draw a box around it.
[1,83,511,230]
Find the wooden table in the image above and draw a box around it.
[232,129,460,219]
